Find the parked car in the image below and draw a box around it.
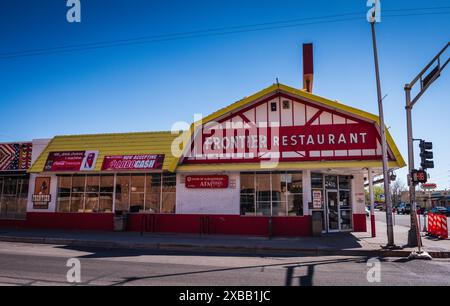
[447,207,450,216]
[397,203,411,215]
[431,206,448,215]
[365,208,370,217]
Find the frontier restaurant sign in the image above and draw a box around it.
[185,121,380,163]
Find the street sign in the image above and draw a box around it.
[422,183,437,190]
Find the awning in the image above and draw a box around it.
[29,131,179,173]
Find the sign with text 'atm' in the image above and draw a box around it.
[185,175,229,189]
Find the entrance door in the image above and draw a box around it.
[326,190,339,232]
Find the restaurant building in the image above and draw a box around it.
[0,83,405,236]
[0,46,406,236]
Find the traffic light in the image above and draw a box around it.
[411,169,428,184]
[419,140,434,169]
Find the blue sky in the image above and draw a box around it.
[0,0,449,189]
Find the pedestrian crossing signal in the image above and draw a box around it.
[412,169,428,184]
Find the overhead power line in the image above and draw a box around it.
[1,7,450,59]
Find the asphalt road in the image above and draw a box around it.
[375,210,449,228]
[0,241,450,286]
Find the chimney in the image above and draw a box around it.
[302,43,314,93]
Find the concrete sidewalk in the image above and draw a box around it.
[0,220,449,258]
[355,219,450,254]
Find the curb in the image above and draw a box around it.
[2,235,449,258]
[0,236,450,258]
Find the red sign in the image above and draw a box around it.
[186,123,379,163]
[185,175,229,189]
[45,151,85,171]
[422,183,437,190]
[101,154,165,171]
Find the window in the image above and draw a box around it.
[256,173,271,216]
[57,174,113,213]
[325,175,338,189]
[99,175,114,213]
[240,173,255,215]
[282,100,290,109]
[0,177,28,220]
[85,175,99,212]
[145,174,161,213]
[130,174,145,212]
[270,102,277,112]
[338,176,351,190]
[271,173,287,216]
[287,173,303,216]
[115,174,130,213]
[240,172,303,216]
[56,173,177,214]
[311,173,323,189]
[161,173,176,213]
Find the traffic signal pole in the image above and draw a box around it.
[405,87,420,247]
[405,42,449,247]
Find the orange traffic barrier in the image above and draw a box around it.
[427,213,435,236]
[436,214,442,237]
[427,213,448,239]
[439,214,448,239]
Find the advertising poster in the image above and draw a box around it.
[101,154,165,171]
[313,190,323,209]
[32,177,51,209]
[44,151,99,172]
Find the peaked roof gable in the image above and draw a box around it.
[169,83,405,171]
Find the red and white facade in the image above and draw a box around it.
[0,84,405,236]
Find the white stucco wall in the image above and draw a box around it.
[351,172,366,215]
[302,170,312,215]
[176,173,240,215]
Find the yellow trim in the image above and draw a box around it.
[177,161,402,172]
[169,83,406,171]
[29,83,405,173]
[29,131,180,173]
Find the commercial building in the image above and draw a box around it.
[0,45,406,236]
[0,142,33,221]
[0,83,405,236]
[401,190,450,209]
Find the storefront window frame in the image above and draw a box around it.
[56,172,176,215]
[0,176,28,220]
[240,171,303,217]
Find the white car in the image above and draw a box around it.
[365,208,370,217]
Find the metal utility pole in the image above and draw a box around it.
[405,42,449,247]
[368,168,376,237]
[369,20,395,247]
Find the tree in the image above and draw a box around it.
[391,178,406,205]
[365,185,385,204]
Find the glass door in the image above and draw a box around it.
[326,190,339,232]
